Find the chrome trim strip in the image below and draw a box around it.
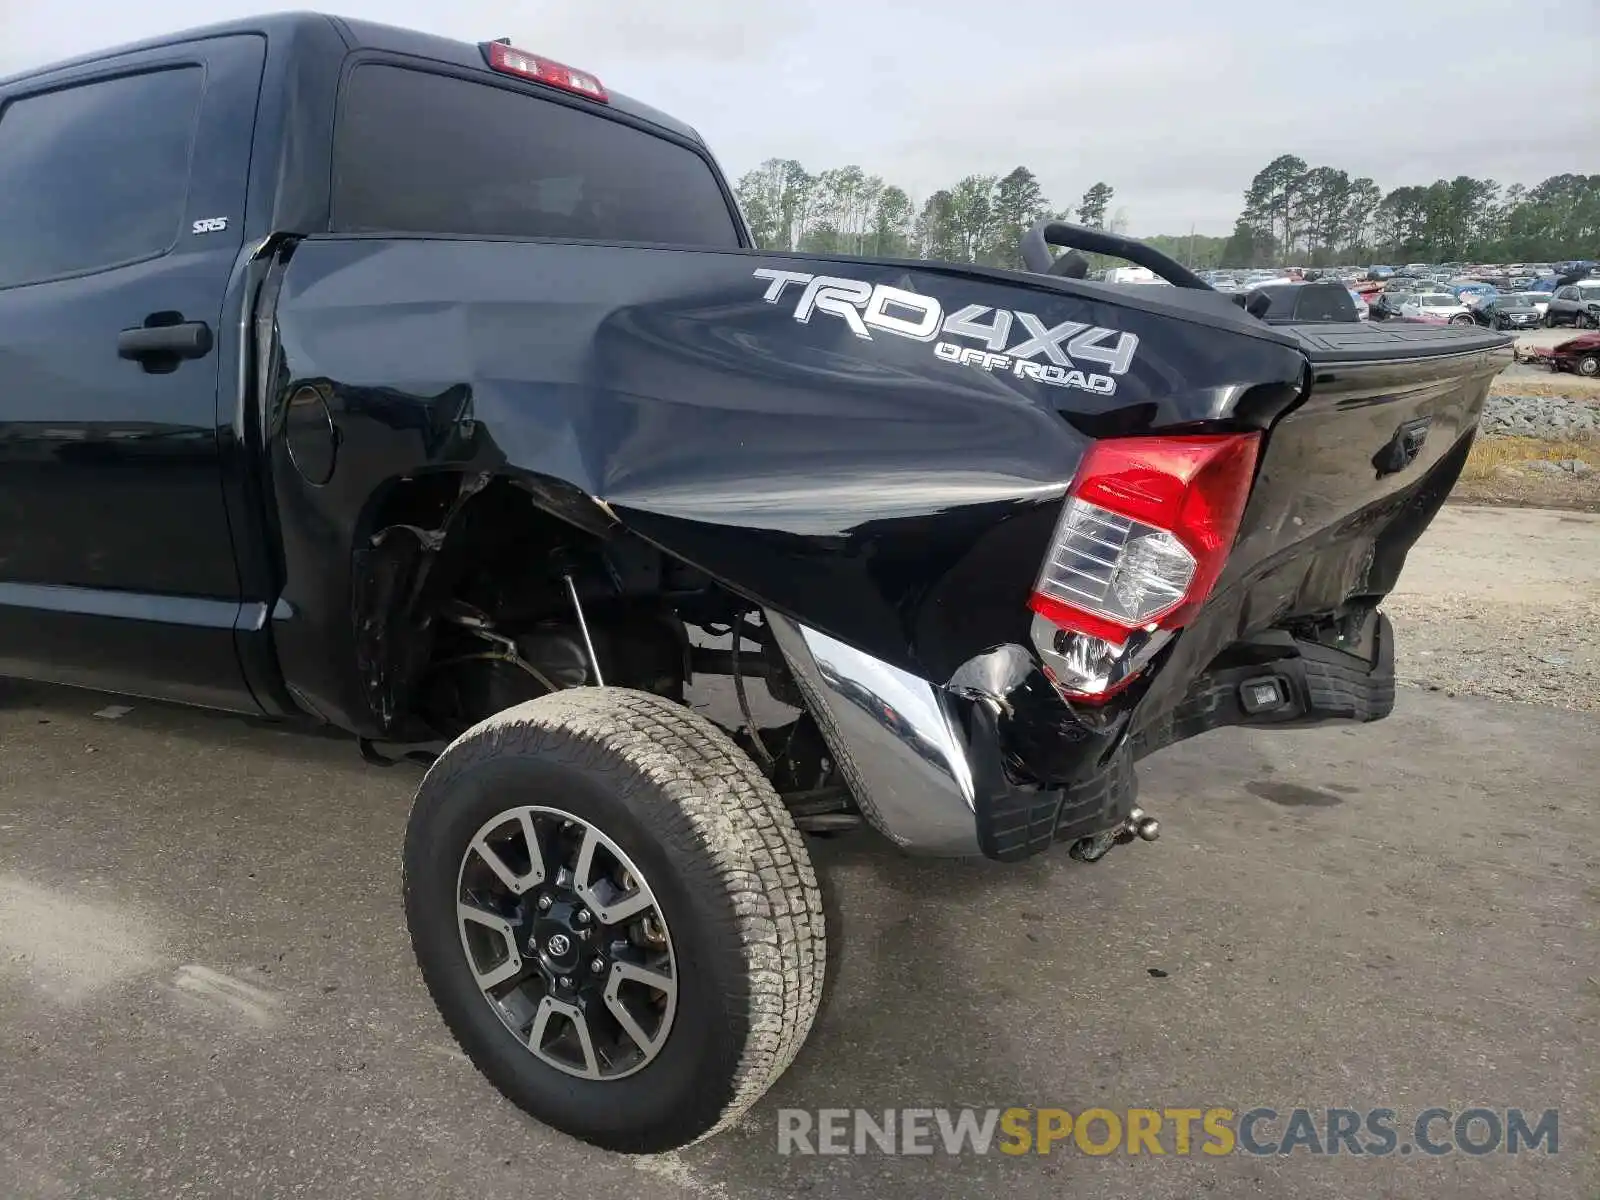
[766,612,980,856]
[0,581,254,630]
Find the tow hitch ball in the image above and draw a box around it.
[1068,807,1160,863]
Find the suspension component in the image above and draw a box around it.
[562,572,605,686]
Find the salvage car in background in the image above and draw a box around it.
[1450,281,1497,305]
[1519,331,1600,376]
[1471,293,1543,331]
[1544,281,1600,328]
[1521,290,1555,318]
[1400,293,1476,324]
[1369,290,1408,320]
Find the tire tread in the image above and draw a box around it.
[406,687,824,1146]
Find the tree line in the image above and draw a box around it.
[733,160,1113,269]
[1224,156,1597,267]
[734,155,1598,271]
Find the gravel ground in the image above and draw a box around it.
[1479,394,1598,439]
[1481,330,1599,437]
[1386,504,1600,711]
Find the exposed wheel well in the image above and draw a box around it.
[358,471,695,730]
[353,472,850,827]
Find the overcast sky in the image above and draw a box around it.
[2,0,1595,235]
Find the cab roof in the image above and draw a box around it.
[1,11,702,144]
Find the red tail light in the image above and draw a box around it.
[1029,433,1260,702]
[482,41,608,103]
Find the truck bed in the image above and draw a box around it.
[262,236,1510,736]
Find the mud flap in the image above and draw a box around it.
[966,700,1139,863]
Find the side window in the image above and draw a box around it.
[1558,288,1577,300]
[0,67,203,289]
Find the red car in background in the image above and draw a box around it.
[1516,331,1600,377]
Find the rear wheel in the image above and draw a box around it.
[1577,354,1600,378]
[1450,313,1473,326]
[404,688,825,1153]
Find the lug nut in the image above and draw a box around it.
[558,976,572,989]
[575,909,590,925]
[536,894,552,911]
[590,957,606,975]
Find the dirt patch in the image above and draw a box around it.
[1454,435,1600,511]
[1490,375,1600,399]
[1387,505,1599,712]
[169,964,288,1030]
[0,875,164,1001]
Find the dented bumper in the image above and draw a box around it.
[767,608,1396,863]
[767,612,1137,860]
[766,614,983,856]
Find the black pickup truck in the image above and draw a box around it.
[1,14,1511,1154]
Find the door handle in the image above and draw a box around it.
[118,319,213,370]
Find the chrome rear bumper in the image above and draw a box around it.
[765,613,980,856]
[767,608,1396,861]
[766,612,1141,860]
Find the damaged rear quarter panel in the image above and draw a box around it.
[264,236,1306,734]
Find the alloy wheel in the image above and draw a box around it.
[455,805,677,1080]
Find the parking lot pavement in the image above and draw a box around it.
[1,675,1592,1200]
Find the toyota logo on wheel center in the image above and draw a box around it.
[546,933,571,956]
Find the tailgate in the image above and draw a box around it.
[1130,321,1512,728]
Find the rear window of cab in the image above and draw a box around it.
[332,64,741,247]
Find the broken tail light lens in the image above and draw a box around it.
[482,41,608,103]
[1030,433,1261,702]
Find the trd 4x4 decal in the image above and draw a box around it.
[754,268,1138,396]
